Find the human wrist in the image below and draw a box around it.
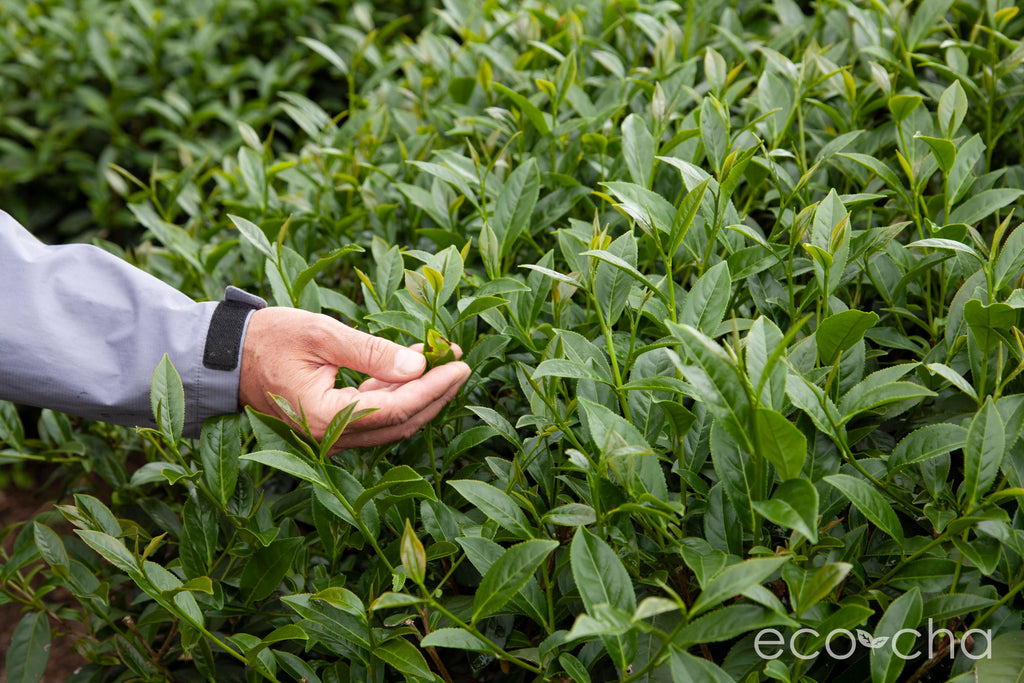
[237,307,270,410]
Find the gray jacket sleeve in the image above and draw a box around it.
[0,210,266,437]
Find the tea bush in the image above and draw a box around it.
[3,0,1024,681]
[0,0,420,238]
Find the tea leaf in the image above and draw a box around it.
[824,474,904,545]
[908,238,983,263]
[679,261,732,335]
[916,134,957,174]
[467,406,521,448]
[297,36,348,75]
[701,96,730,176]
[229,214,275,261]
[753,478,819,543]
[995,225,1024,290]
[747,317,787,410]
[962,398,1005,510]
[199,414,240,505]
[293,245,364,296]
[622,113,655,188]
[581,248,667,303]
[353,466,435,512]
[840,366,935,423]
[493,82,551,135]
[669,323,752,447]
[5,612,50,683]
[890,423,968,469]
[559,653,592,683]
[816,310,879,366]
[593,231,639,326]
[888,94,922,122]
[282,594,370,650]
[755,408,807,481]
[937,79,967,138]
[871,588,923,683]
[964,299,1017,352]
[421,628,490,652]
[425,329,456,369]
[793,563,853,617]
[571,527,635,614]
[240,450,324,487]
[677,604,797,645]
[494,159,539,255]
[400,519,426,586]
[690,556,790,617]
[810,190,850,298]
[150,354,185,445]
[949,189,1024,226]
[33,522,68,572]
[472,539,558,623]
[76,530,139,577]
[240,537,303,604]
[533,359,611,385]
[669,651,734,683]
[543,503,597,527]
[710,422,758,531]
[449,480,533,539]
[924,363,978,401]
[973,632,1024,680]
[375,637,432,679]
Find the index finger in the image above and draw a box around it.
[358,342,464,392]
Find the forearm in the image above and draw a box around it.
[0,210,263,436]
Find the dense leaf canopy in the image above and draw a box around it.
[3,0,1024,681]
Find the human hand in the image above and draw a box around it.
[238,307,471,449]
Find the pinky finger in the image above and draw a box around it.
[330,383,462,451]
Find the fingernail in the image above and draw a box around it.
[395,348,425,375]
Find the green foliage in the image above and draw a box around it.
[3,0,1024,681]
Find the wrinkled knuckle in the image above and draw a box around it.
[397,421,419,440]
[363,335,393,369]
[387,405,412,428]
[302,322,333,350]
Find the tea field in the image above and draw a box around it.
[2,0,1024,681]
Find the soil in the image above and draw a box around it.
[0,462,89,682]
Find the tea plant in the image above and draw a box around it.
[3,0,1024,682]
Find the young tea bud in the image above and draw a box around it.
[400,519,426,586]
[424,329,455,369]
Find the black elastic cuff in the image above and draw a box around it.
[203,300,258,371]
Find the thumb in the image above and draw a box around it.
[315,319,426,382]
